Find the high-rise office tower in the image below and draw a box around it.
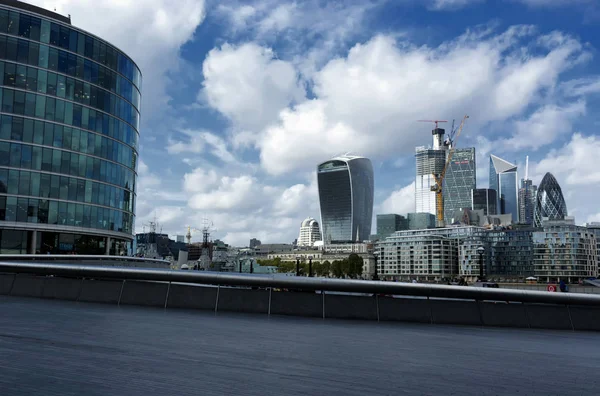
[443,147,476,224]
[534,172,567,227]
[489,155,519,222]
[472,188,497,215]
[415,127,447,215]
[518,157,537,225]
[376,214,408,239]
[317,154,374,243]
[0,2,141,254]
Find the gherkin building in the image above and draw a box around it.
[533,173,567,227]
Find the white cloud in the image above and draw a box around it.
[514,0,594,7]
[254,28,587,175]
[214,0,381,77]
[201,42,305,131]
[167,129,236,163]
[499,101,586,151]
[560,77,600,97]
[534,134,600,186]
[428,0,485,10]
[183,169,219,193]
[532,133,600,223]
[27,0,206,125]
[135,165,320,246]
[379,183,416,216]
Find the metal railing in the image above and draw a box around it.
[0,255,170,267]
[2,261,600,306]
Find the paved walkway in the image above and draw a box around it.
[1,296,599,395]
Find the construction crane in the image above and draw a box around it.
[185,226,202,245]
[430,115,469,227]
[417,119,448,129]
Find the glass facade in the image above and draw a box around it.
[533,172,567,227]
[472,188,497,216]
[415,147,446,215]
[317,155,374,243]
[0,3,140,254]
[489,155,518,222]
[376,214,408,239]
[443,147,476,224]
[407,212,435,230]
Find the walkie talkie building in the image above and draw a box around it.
[317,154,374,243]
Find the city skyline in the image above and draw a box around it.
[11,0,600,246]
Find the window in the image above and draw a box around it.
[19,171,30,195]
[39,19,50,43]
[38,44,48,68]
[2,88,13,112]
[28,42,39,66]
[35,94,45,118]
[47,72,57,95]
[25,93,36,117]
[16,40,28,63]
[45,97,56,120]
[4,62,16,86]
[26,67,37,91]
[12,90,25,115]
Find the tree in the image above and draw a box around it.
[321,260,331,277]
[332,260,343,278]
[348,253,364,279]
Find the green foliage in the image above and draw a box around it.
[347,253,364,279]
[331,260,343,278]
[257,256,363,278]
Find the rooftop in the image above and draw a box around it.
[0,0,71,24]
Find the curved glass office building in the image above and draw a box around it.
[317,154,374,243]
[534,172,567,227]
[0,1,140,254]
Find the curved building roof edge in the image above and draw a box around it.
[0,0,143,78]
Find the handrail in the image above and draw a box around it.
[2,261,600,306]
[0,254,169,263]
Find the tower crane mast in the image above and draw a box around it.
[430,115,469,227]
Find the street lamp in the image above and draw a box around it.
[476,246,485,281]
[308,256,313,277]
[296,255,301,277]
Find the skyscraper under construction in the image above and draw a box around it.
[415,128,447,216]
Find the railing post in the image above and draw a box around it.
[427,296,434,324]
[268,287,272,316]
[118,280,125,305]
[214,285,220,313]
[7,273,17,295]
[567,304,575,331]
[164,282,171,309]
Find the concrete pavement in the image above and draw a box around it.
[1,296,599,395]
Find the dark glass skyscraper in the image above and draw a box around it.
[472,188,497,215]
[443,147,476,224]
[489,155,518,222]
[376,213,408,239]
[0,2,140,254]
[317,155,373,243]
[534,172,567,227]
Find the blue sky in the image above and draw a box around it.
[29,0,600,245]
